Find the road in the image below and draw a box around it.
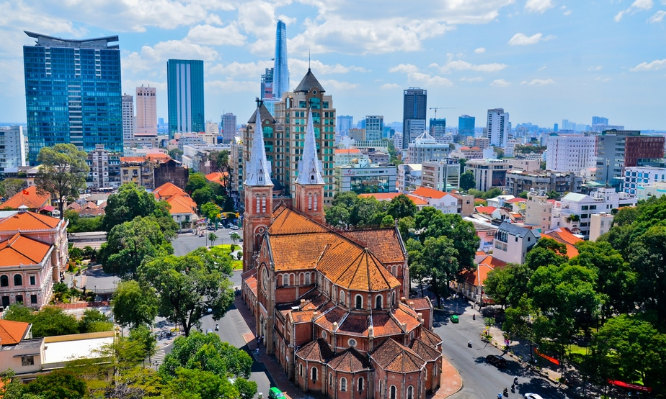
[173,226,242,256]
[435,297,571,399]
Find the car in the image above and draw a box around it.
[449,315,459,323]
[486,354,507,368]
[268,387,285,399]
[231,225,240,230]
[524,394,544,399]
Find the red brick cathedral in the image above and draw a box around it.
[241,91,443,399]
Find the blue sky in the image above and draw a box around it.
[1,0,665,130]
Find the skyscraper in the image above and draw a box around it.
[429,118,446,141]
[167,59,205,137]
[0,126,27,174]
[402,88,427,149]
[23,31,122,163]
[135,85,157,135]
[486,108,510,148]
[458,115,475,138]
[337,115,353,137]
[221,113,237,143]
[273,20,289,100]
[261,68,274,100]
[365,115,384,141]
[122,94,135,143]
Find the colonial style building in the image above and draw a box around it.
[241,106,443,399]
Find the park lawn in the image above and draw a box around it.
[212,244,243,270]
[231,260,243,270]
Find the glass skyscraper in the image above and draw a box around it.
[402,88,427,149]
[458,115,475,138]
[23,31,122,164]
[273,20,289,100]
[167,59,205,138]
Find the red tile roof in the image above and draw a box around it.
[406,298,431,310]
[153,182,187,200]
[0,211,60,231]
[412,186,449,199]
[341,228,405,265]
[409,338,441,362]
[328,348,371,372]
[334,149,362,154]
[506,198,526,203]
[460,255,506,287]
[475,206,497,215]
[165,195,197,215]
[358,193,428,206]
[205,172,229,186]
[0,186,50,210]
[0,233,52,267]
[370,338,425,373]
[295,338,333,363]
[542,228,583,259]
[419,328,443,348]
[0,319,30,345]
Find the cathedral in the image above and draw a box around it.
[241,75,444,399]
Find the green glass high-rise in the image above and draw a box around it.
[23,31,122,164]
[167,59,205,138]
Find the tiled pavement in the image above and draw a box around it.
[432,355,463,399]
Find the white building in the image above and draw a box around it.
[421,159,460,192]
[334,148,369,167]
[623,166,666,195]
[589,213,614,242]
[205,121,220,139]
[411,186,460,214]
[397,164,422,192]
[524,190,552,233]
[407,132,450,164]
[545,133,596,174]
[492,221,538,264]
[555,188,636,238]
[121,94,135,144]
[465,159,510,192]
[335,159,397,194]
[0,126,27,174]
[221,113,237,143]
[135,85,157,135]
[365,115,383,141]
[486,108,510,148]
[635,181,666,201]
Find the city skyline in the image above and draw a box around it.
[1,1,665,130]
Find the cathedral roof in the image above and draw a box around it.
[409,339,441,362]
[328,347,372,372]
[296,108,325,185]
[244,105,273,187]
[370,338,425,373]
[317,245,401,292]
[270,205,328,235]
[418,328,443,348]
[296,338,333,363]
[294,68,325,93]
[341,228,405,265]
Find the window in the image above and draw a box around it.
[355,295,363,310]
[339,290,345,305]
[15,295,23,304]
[321,330,327,339]
[340,377,347,392]
[299,363,303,377]
[311,367,317,382]
[314,195,318,211]
[21,356,34,367]
[329,373,333,388]
[29,275,36,285]
[0,275,7,287]
[307,193,313,210]
[14,274,22,286]
[282,274,289,286]
[390,385,397,399]
[358,377,364,392]
[30,295,37,305]
[348,338,357,347]
[375,295,383,310]
[407,386,414,399]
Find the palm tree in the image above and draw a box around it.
[208,232,218,247]
[230,232,241,244]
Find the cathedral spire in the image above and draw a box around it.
[245,102,273,186]
[297,108,325,185]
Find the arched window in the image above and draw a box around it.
[13,274,22,286]
[355,295,363,310]
[340,377,347,392]
[379,381,383,396]
[0,275,8,287]
[313,195,318,211]
[299,363,303,377]
[375,295,383,310]
[390,385,397,399]
[307,193,313,210]
[339,290,345,306]
[290,273,295,285]
[300,273,304,285]
[282,274,289,287]
[332,288,337,302]
[256,195,261,213]
[311,367,317,382]
[358,377,364,392]
[329,373,333,388]
[391,291,396,306]
[305,273,311,285]
[392,265,398,275]
[407,385,414,399]
[261,195,266,212]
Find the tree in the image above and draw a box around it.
[139,252,234,336]
[102,183,177,237]
[186,173,208,194]
[193,185,215,208]
[23,369,87,399]
[230,232,241,244]
[112,280,158,328]
[0,178,25,199]
[35,143,89,218]
[201,202,221,223]
[5,305,80,338]
[325,204,351,227]
[214,150,230,173]
[524,238,568,270]
[208,232,218,247]
[78,309,113,333]
[628,225,666,322]
[591,315,666,391]
[164,368,239,399]
[460,171,476,191]
[412,236,459,307]
[414,209,479,270]
[100,216,173,278]
[128,325,157,362]
[387,194,417,220]
[168,148,183,161]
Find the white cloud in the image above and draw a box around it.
[630,58,666,71]
[380,83,401,90]
[390,64,453,87]
[538,65,547,71]
[207,79,258,93]
[615,0,654,21]
[389,64,419,74]
[186,24,246,46]
[490,79,510,87]
[649,10,666,22]
[460,77,483,82]
[474,47,486,54]
[290,59,368,75]
[525,0,554,14]
[588,65,603,71]
[431,60,507,73]
[508,32,545,45]
[208,61,274,78]
[123,40,219,74]
[521,78,555,86]
[320,79,359,91]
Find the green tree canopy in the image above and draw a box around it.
[4,305,79,338]
[185,173,208,194]
[23,369,87,399]
[102,183,177,236]
[0,178,25,199]
[35,143,89,218]
[387,194,417,220]
[460,171,476,191]
[112,280,158,328]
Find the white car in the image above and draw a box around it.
[524,394,544,399]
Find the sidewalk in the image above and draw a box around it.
[431,355,463,399]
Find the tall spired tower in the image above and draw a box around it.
[273,20,289,99]
[242,102,274,272]
[294,108,325,224]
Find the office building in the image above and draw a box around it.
[135,85,157,135]
[397,164,422,192]
[429,118,446,141]
[335,160,397,194]
[87,144,121,189]
[23,31,122,163]
[337,115,353,137]
[486,108,510,148]
[623,166,666,195]
[402,88,427,149]
[465,159,510,191]
[524,190,553,233]
[121,94,135,143]
[505,170,582,197]
[458,115,474,139]
[0,126,27,174]
[546,133,596,174]
[634,181,666,201]
[555,188,636,238]
[493,222,538,264]
[261,67,274,100]
[589,213,614,242]
[167,59,205,137]
[221,113,237,143]
[592,116,608,126]
[595,130,665,189]
[421,159,460,192]
[273,20,289,100]
[365,115,383,141]
[407,132,449,164]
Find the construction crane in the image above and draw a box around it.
[429,107,454,119]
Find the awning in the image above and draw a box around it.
[607,379,652,393]
[40,205,55,212]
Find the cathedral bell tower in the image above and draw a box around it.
[242,102,274,272]
[294,108,325,224]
